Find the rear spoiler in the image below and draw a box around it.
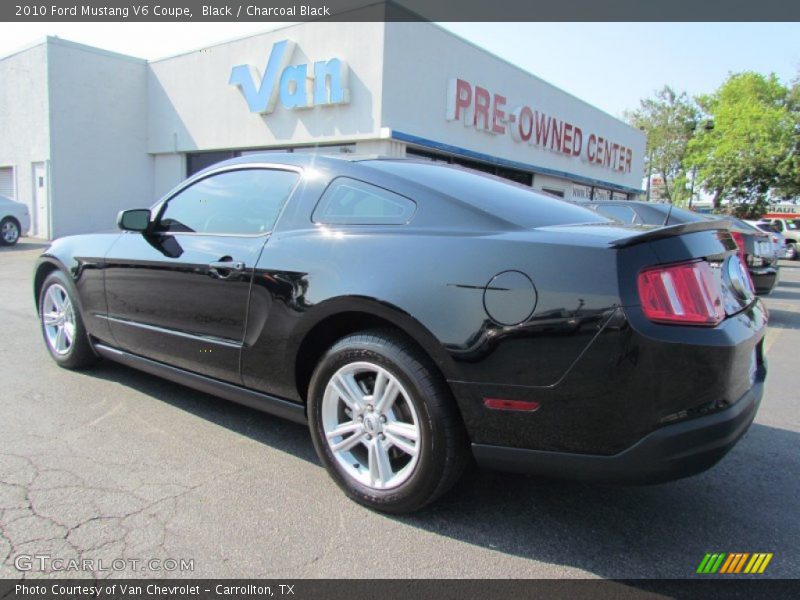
[610,220,732,249]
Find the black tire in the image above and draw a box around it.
[307,329,468,514]
[0,217,20,246]
[38,270,100,369]
[787,243,798,261]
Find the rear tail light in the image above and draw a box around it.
[730,231,756,289]
[730,231,747,263]
[637,260,725,326]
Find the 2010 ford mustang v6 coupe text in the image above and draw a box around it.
[34,155,767,513]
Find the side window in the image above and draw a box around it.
[158,169,299,235]
[595,204,637,224]
[312,177,416,225]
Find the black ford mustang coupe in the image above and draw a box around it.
[34,155,767,513]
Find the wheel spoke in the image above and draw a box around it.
[326,420,362,440]
[384,431,418,457]
[63,323,75,346]
[53,287,65,311]
[368,439,393,487]
[330,431,366,453]
[55,326,66,352]
[374,378,399,414]
[383,421,419,442]
[333,373,365,410]
[43,311,61,326]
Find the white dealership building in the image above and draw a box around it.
[0,21,645,239]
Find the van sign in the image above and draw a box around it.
[229,40,350,114]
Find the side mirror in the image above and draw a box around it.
[117,209,151,232]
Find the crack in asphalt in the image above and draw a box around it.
[0,449,228,579]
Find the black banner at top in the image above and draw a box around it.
[2,0,800,22]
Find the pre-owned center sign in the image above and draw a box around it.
[445,78,633,174]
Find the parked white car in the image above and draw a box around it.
[0,195,30,246]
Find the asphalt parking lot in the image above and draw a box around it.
[1,239,798,580]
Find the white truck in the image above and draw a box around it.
[759,216,800,260]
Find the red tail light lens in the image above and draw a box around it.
[730,231,747,263]
[637,260,725,326]
[729,230,756,290]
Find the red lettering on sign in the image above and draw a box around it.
[515,106,533,142]
[454,79,472,122]
[572,127,583,156]
[562,123,573,154]
[535,111,550,146]
[492,94,507,135]
[550,118,562,151]
[474,86,491,131]
[445,79,637,174]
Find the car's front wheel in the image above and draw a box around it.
[786,243,798,261]
[0,217,20,246]
[38,271,99,369]
[308,330,467,513]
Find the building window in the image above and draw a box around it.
[572,185,591,200]
[406,147,533,186]
[186,151,237,177]
[187,145,357,177]
[0,166,15,199]
[612,192,628,200]
[593,188,612,200]
[541,187,565,198]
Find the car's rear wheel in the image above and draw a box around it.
[308,330,467,513]
[787,242,798,261]
[0,217,20,246]
[38,271,99,369]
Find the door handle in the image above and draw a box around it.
[208,260,245,279]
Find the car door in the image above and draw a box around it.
[103,166,301,384]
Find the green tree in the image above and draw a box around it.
[773,73,800,199]
[685,72,797,211]
[624,86,700,205]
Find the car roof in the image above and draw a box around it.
[589,200,669,207]
[212,152,397,169]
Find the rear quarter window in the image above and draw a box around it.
[313,177,416,225]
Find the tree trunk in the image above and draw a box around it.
[712,188,723,209]
[660,170,672,203]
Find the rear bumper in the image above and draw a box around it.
[750,265,779,295]
[472,364,765,484]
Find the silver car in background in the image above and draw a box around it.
[0,195,30,246]
[748,220,790,259]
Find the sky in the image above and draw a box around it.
[0,22,797,118]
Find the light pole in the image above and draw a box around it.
[639,126,653,201]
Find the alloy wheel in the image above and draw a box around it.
[1,220,19,244]
[42,284,76,355]
[321,361,421,490]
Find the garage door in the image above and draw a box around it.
[0,167,14,199]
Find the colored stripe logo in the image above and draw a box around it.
[697,553,773,574]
